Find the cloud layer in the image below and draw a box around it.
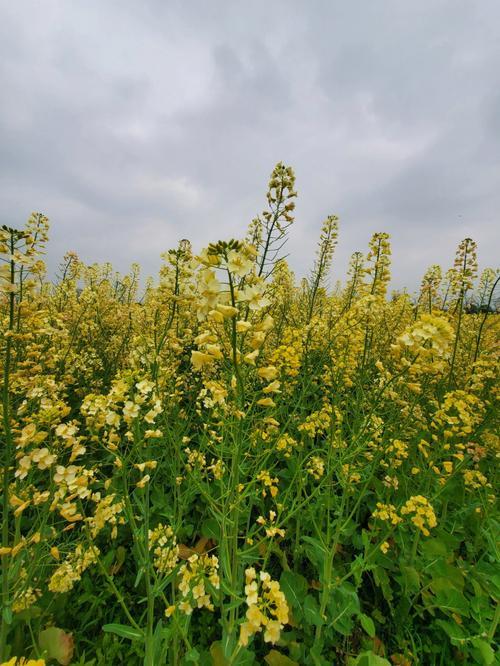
[1,0,499,290]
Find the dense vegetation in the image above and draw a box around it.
[1,164,498,665]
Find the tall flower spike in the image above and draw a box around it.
[366,232,391,299]
[308,215,339,321]
[343,251,366,309]
[256,162,297,278]
[418,264,442,313]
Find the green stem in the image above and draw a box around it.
[143,484,155,666]
[79,502,143,634]
[0,234,16,660]
[472,275,500,364]
[224,268,245,654]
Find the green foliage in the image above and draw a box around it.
[0,172,498,666]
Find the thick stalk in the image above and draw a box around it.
[360,239,383,371]
[472,276,500,364]
[1,235,16,659]
[314,478,346,653]
[448,245,470,387]
[222,267,245,659]
[143,485,155,666]
[257,182,286,278]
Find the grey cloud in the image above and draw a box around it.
[0,0,498,292]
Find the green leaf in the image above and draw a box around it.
[420,538,448,559]
[470,638,495,665]
[134,568,144,588]
[264,650,299,666]
[400,566,420,594]
[308,643,330,666]
[470,593,494,626]
[185,647,200,663]
[303,595,324,626]
[433,588,469,616]
[359,613,376,638]
[428,562,464,590]
[232,647,257,665]
[12,605,42,621]
[475,561,500,599]
[301,536,326,572]
[153,619,171,662]
[210,641,228,666]
[434,619,465,643]
[115,545,127,567]
[101,548,115,568]
[280,571,308,608]
[372,566,393,602]
[429,577,452,594]
[202,518,220,541]
[102,623,143,641]
[327,583,360,635]
[210,641,255,666]
[2,605,12,625]
[39,627,74,665]
[353,651,391,666]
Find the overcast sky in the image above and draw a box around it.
[1,1,499,291]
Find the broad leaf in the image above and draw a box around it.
[353,651,391,666]
[39,627,74,666]
[359,613,376,638]
[102,623,143,640]
[280,571,308,608]
[264,650,299,666]
[303,595,324,626]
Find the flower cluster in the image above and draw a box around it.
[149,524,179,574]
[396,314,454,359]
[239,568,290,646]
[256,470,279,498]
[298,403,333,437]
[372,503,403,526]
[275,433,298,458]
[175,554,220,615]
[256,511,286,538]
[306,456,325,480]
[400,496,438,536]
[48,545,100,594]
